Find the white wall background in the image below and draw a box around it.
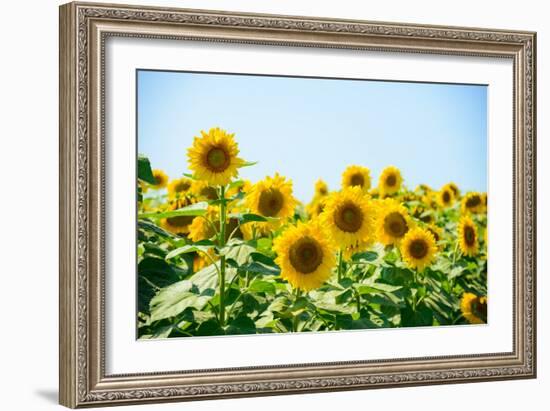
[0,0,545,410]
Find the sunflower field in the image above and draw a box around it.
[137,127,488,339]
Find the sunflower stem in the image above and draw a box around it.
[337,250,344,283]
[218,186,227,327]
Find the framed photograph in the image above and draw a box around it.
[59,2,537,408]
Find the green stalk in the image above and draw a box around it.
[337,250,344,283]
[218,186,227,327]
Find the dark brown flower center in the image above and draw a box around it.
[442,191,451,203]
[258,189,284,217]
[316,202,325,215]
[466,195,481,209]
[384,212,408,238]
[409,239,428,259]
[471,298,487,322]
[350,173,365,187]
[464,225,476,246]
[200,186,218,200]
[166,215,194,228]
[175,181,191,192]
[205,146,230,172]
[427,227,440,242]
[386,174,397,187]
[334,202,363,233]
[289,237,323,274]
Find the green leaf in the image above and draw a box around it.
[137,154,156,184]
[352,251,378,262]
[240,161,258,168]
[226,315,257,335]
[149,280,212,322]
[241,252,281,275]
[228,212,279,224]
[138,202,208,219]
[248,280,276,294]
[196,319,224,336]
[148,262,220,322]
[401,304,434,327]
[356,282,402,294]
[138,220,175,238]
[165,244,213,260]
[138,257,188,314]
[221,240,256,265]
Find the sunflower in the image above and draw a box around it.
[378,166,403,197]
[342,240,369,260]
[273,221,336,291]
[437,186,455,208]
[246,173,297,227]
[460,292,487,324]
[167,177,193,199]
[420,191,436,209]
[426,224,443,243]
[191,180,218,201]
[187,127,244,186]
[160,197,197,235]
[306,196,327,220]
[138,180,149,194]
[227,179,252,198]
[314,179,329,197]
[341,165,371,193]
[461,192,484,214]
[369,187,380,198]
[458,215,478,256]
[414,184,432,196]
[445,182,460,198]
[376,200,412,245]
[188,206,219,242]
[400,227,437,271]
[151,169,169,189]
[321,187,376,248]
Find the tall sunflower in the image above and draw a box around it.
[321,187,376,248]
[151,169,169,189]
[187,127,244,186]
[378,166,403,197]
[273,222,336,291]
[460,292,487,324]
[341,165,371,193]
[160,197,197,235]
[458,215,478,256]
[246,173,297,227]
[376,199,412,245]
[461,192,485,214]
[400,227,437,271]
[167,177,193,199]
[314,179,329,197]
[437,185,455,208]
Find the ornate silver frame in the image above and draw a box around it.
[59,2,537,408]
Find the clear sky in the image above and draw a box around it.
[137,70,487,202]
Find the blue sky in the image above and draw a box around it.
[137,70,487,202]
